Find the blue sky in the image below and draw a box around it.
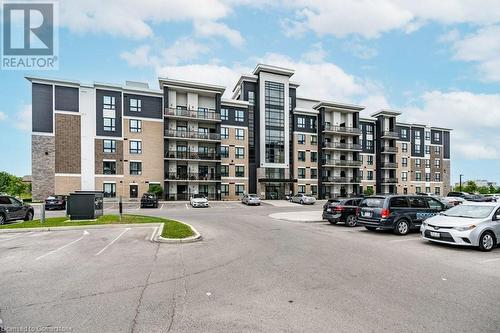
[1,1,500,185]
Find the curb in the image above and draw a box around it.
[154,222,202,243]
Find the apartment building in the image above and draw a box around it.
[28,63,451,201]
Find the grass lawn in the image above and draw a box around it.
[0,214,194,239]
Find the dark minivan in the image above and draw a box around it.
[356,195,446,235]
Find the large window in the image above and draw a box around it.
[221,165,229,177]
[103,96,115,110]
[248,91,255,105]
[221,184,229,196]
[402,157,408,167]
[221,127,229,139]
[103,140,116,153]
[401,143,408,153]
[235,147,244,159]
[298,151,306,162]
[103,183,116,198]
[221,146,229,158]
[130,161,142,175]
[401,128,408,139]
[367,155,373,165]
[415,171,422,181]
[130,140,142,154]
[297,134,305,144]
[235,166,244,177]
[310,135,317,145]
[130,98,141,112]
[235,184,245,196]
[265,81,285,163]
[235,110,244,122]
[103,161,116,175]
[221,108,229,121]
[103,117,115,132]
[236,128,244,140]
[298,168,306,179]
[311,151,317,162]
[367,171,373,180]
[311,168,317,179]
[298,185,305,194]
[297,117,305,128]
[130,119,142,133]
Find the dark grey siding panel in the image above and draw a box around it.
[96,89,122,137]
[221,105,249,126]
[55,86,79,112]
[293,114,317,133]
[32,83,53,133]
[443,131,450,159]
[123,93,162,119]
[360,121,375,154]
[243,81,257,193]
[396,125,411,142]
[411,127,424,157]
[431,129,443,145]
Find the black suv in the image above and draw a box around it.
[140,193,159,208]
[0,195,34,225]
[356,195,446,235]
[322,198,363,227]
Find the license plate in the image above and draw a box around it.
[362,211,372,217]
[430,231,440,238]
[326,208,331,212]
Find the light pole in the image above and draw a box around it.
[459,174,464,192]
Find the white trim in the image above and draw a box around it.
[122,115,163,122]
[95,136,123,141]
[102,180,117,184]
[293,131,316,136]
[129,138,142,142]
[129,160,142,163]
[148,181,161,184]
[32,132,54,137]
[54,110,81,116]
[221,124,248,130]
[234,145,245,148]
[55,173,81,177]
[222,177,249,180]
[95,174,124,178]
[129,182,139,185]
[102,159,116,162]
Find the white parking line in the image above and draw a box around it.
[35,231,89,261]
[185,203,190,210]
[389,237,422,243]
[95,228,131,256]
[480,257,500,264]
[149,227,159,242]
[160,204,164,210]
[0,232,34,242]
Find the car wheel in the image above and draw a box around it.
[365,226,377,231]
[24,211,33,221]
[0,214,5,225]
[345,215,357,227]
[300,200,304,205]
[328,219,338,225]
[394,219,410,235]
[478,231,496,252]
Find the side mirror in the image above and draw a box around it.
[494,214,500,221]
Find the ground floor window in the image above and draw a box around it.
[435,187,441,195]
[415,186,422,193]
[103,183,116,198]
[298,185,305,194]
[311,185,317,196]
[425,186,431,193]
[235,184,245,196]
[221,184,229,197]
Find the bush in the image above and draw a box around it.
[148,184,163,197]
[364,187,374,196]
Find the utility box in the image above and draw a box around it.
[67,191,104,220]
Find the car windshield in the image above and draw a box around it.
[193,194,205,199]
[441,205,494,218]
[360,198,385,208]
[248,194,258,198]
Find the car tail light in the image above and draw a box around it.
[334,206,344,212]
[356,207,360,215]
[381,208,390,219]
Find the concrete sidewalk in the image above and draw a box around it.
[269,210,324,222]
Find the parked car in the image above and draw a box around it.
[441,196,466,207]
[140,193,159,208]
[0,195,34,225]
[421,202,500,251]
[291,193,316,205]
[323,198,363,227]
[356,195,446,235]
[447,191,488,202]
[484,194,500,202]
[242,194,261,206]
[190,194,209,208]
[44,195,67,210]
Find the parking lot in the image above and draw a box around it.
[1,201,500,332]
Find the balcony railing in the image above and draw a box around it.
[322,159,362,167]
[323,142,362,150]
[381,178,398,183]
[164,151,221,161]
[381,146,398,153]
[164,129,221,140]
[164,108,221,121]
[165,172,221,181]
[321,176,361,183]
[323,124,362,135]
[381,162,398,169]
[381,131,400,139]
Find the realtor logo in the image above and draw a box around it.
[1,1,59,70]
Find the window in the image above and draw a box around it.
[236,128,244,140]
[248,91,255,105]
[311,151,318,163]
[298,151,306,162]
[366,140,373,150]
[298,168,306,179]
[402,143,408,153]
[221,165,229,177]
[235,166,244,177]
[221,127,229,139]
[415,131,421,140]
[311,168,317,179]
[297,134,305,144]
[367,155,373,165]
[434,159,440,167]
[401,172,408,181]
[235,184,245,196]
[435,172,441,181]
[425,159,430,168]
[130,98,141,112]
[221,146,229,158]
[103,183,116,198]
[415,144,421,154]
[103,140,116,153]
[435,187,441,195]
[235,110,244,122]
[311,185,317,196]
[425,131,431,140]
[425,145,430,154]
[415,159,421,167]
[425,173,431,181]
[401,128,408,139]
[390,197,409,208]
[103,96,115,110]
[235,147,244,159]
[434,146,441,155]
[103,161,116,175]
[367,171,373,180]
[221,184,229,196]
[289,96,293,111]
[434,131,440,141]
[425,186,431,193]
[416,186,422,193]
[409,197,427,208]
[130,141,142,154]
[265,81,285,164]
[297,117,305,128]
[103,117,115,131]
[309,118,316,130]
[311,135,317,145]
[221,108,229,121]
[415,171,422,181]
[402,157,408,167]
[130,119,142,133]
[366,125,374,134]
[130,161,142,175]
[298,185,305,194]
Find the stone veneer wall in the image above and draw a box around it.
[32,135,55,200]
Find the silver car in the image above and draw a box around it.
[242,194,261,206]
[421,202,500,251]
[291,194,316,205]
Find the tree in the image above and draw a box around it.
[364,187,374,196]
[148,184,163,197]
[0,171,30,196]
[477,186,490,194]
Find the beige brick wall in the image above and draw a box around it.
[221,126,249,200]
[55,175,81,195]
[95,139,124,175]
[293,132,318,195]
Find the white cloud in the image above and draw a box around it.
[0,111,7,122]
[15,104,32,132]
[342,39,378,59]
[193,21,244,47]
[401,91,500,159]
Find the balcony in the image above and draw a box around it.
[164,108,221,122]
[381,146,398,154]
[164,129,221,141]
[321,176,361,184]
[381,131,400,139]
[381,162,398,169]
[322,159,362,167]
[322,124,362,135]
[323,142,362,151]
[164,151,221,161]
[381,177,398,184]
[165,172,221,182]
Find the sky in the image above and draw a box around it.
[1,0,500,185]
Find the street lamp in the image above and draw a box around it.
[459,174,464,192]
